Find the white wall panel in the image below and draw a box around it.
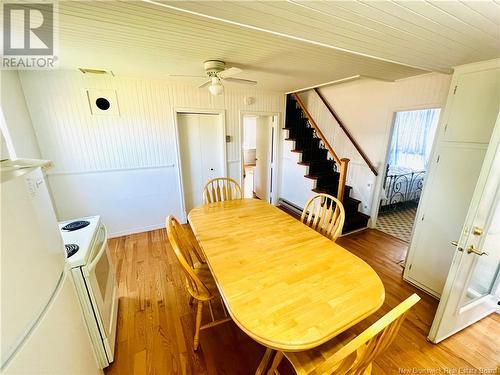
[19,71,283,235]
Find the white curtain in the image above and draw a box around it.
[388,108,441,171]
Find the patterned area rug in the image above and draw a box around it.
[376,206,417,243]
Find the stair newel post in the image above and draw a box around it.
[337,158,350,203]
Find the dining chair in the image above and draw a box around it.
[301,193,345,241]
[266,293,420,375]
[203,177,242,204]
[166,215,231,350]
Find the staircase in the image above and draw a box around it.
[283,93,370,233]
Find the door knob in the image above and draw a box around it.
[466,245,488,256]
[451,241,463,252]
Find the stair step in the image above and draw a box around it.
[312,184,352,197]
[343,196,362,213]
[343,211,370,234]
[304,171,335,180]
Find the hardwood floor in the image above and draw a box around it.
[105,227,499,375]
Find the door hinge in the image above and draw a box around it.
[436,155,440,163]
[453,85,458,94]
[408,264,412,270]
[444,123,448,133]
[421,214,425,221]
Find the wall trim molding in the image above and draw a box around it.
[108,222,166,238]
[47,164,176,176]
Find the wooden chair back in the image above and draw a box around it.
[203,177,242,204]
[301,193,345,241]
[166,216,211,300]
[313,294,421,375]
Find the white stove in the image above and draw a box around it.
[59,216,101,267]
[58,216,118,369]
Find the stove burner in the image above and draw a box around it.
[65,244,79,258]
[62,220,90,231]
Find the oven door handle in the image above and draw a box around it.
[85,225,108,275]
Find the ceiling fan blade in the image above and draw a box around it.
[198,80,211,88]
[168,74,206,78]
[222,77,257,86]
[218,67,242,78]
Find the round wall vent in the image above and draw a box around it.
[95,97,111,110]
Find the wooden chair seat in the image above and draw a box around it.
[284,331,357,375]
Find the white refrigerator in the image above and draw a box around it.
[1,161,103,374]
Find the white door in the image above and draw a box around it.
[404,65,500,297]
[428,114,500,343]
[177,113,225,213]
[254,116,273,202]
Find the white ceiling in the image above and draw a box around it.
[160,0,500,73]
[30,1,499,92]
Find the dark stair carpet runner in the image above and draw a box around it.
[284,94,370,234]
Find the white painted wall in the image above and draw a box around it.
[0,71,41,159]
[287,73,451,219]
[18,71,283,236]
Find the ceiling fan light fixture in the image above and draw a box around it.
[208,77,224,96]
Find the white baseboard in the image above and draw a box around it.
[108,223,165,238]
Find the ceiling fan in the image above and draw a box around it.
[168,60,257,95]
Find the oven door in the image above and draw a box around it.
[82,223,118,363]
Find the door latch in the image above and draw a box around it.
[451,240,463,252]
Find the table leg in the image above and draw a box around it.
[255,347,274,375]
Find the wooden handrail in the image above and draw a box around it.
[292,93,341,166]
[313,88,378,176]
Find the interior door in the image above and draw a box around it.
[254,116,272,202]
[404,66,500,297]
[428,114,500,343]
[178,113,225,213]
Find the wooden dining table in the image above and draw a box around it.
[188,199,385,373]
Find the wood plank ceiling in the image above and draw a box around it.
[159,0,500,73]
[45,1,500,92]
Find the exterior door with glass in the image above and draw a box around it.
[428,113,500,343]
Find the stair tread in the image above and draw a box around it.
[304,174,336,180]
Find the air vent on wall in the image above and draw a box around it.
[86,89,120,116]
[79,68,114,76]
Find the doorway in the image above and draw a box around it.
[176,111,226,215]
[375,108,441,245]
[241,114,277,202]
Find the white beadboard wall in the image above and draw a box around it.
[19,71,284,236]
[282,73,451,219]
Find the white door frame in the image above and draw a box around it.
[239,110,281,205]
[173,108,227,222]
[369,104,443,229]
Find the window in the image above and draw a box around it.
[388,108,441,171]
